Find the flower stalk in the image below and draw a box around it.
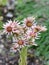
[19,46,28,65]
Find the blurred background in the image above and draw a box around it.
[0,0,49,65]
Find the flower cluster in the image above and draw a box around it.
[3,16,47,52]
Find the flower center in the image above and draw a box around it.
[13,33,19,36]
[26,21,32,27]
[23,27,27,33]
[18,40,24,45]
[7,26,12,32]
[34,28,40,32]
[30,33,36,37]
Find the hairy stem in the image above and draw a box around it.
[19,46,28,65]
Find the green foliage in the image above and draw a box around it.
[0,21,3,30]
[0,0,7,6]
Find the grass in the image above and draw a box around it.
[0,21,3,30]
[0,0,7,6]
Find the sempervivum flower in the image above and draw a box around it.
[12,21,24,34]
[13,29,20,36]
[3,20,17,33]
[30,32,37,38]
[24,29,37,45]
[12,26,24,35]
[25,29,38,39]
[10,40,26,52]
[34,25,47,32]
[39,26,47,32]
[10,43,19,52]
[17,39,26,48]
[23,16,35,28]
[3,20,12,33]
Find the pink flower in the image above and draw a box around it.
[25,29,37,39]
[23,16,35,27]
[10,40,26,52]
[3,20,20,33]
[30,32,37,37]
[10,43,19,52]
[34,25,47,32]
[40,26,47,31]
[3,20,13,33]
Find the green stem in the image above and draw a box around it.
[19,46,28,65]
